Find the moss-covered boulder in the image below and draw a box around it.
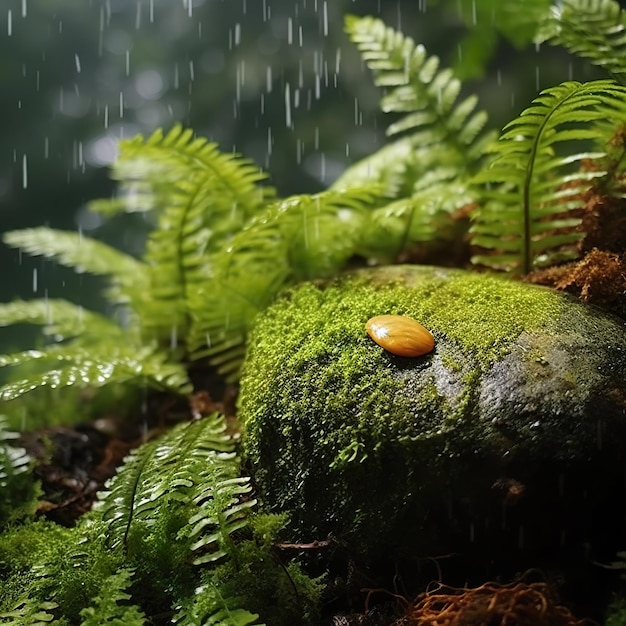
[238,266,626,566]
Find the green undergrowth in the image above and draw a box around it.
[2,1,626,623]
[0,416,323,624]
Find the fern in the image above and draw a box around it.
[3,228,147,307]
[92,125,272,344]
[537,0,626,82]
[187,187,380,379]
[0,299,125,343]
[173,583,261,626]
[97,414,253,557]
[345,14,493,157]
[0,228,191,400]
[0,344,190,401]
[338,15,494,264]
[79,568,145,625]
[0,416,31,488]
[471,79,626,273]
[0,415,37,526]
[0,600,60,625]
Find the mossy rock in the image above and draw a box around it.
[238,266,626,567]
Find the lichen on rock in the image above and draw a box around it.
[238,265,626,565]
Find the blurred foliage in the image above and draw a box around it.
[0,0,607,355]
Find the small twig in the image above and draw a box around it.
[274,538,332,551]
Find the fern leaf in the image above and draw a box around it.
[344,14,493,160]
[3,228,148,306]
[173,583,261,626]
[358,175,475,262]
[0,600,58,625]
[189,476,255,565]
[0,344,191,401]
[471,79,626,273]
[0,299,123,343]
[95,124,271,218]
[187,188,380,380]
[0,416,31,489]
[0,415,34,525]
[79,568,145,625]
[97,415,248,560]
[537,0,626,81]
[99,125,272,343]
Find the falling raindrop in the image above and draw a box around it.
[266,65,272,92]
[75,54,81,74]
[7,9,12,36]
[22,155,27,189]
[285,82,292,128]
[32,268,37,293]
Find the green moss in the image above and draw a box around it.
[239,265,623,557]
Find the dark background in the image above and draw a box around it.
[0,0,608,352]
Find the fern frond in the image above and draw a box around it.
[3,228,148,307]
[98,125,272,343]
[471,79,626,273]
[0,344,190,401]
[0,416,35,526]
[0,416,31,489]
[189,476,255,565]
[173,583,261,626]
[537,0,626,81]
[187,187,380,380]
[95,124,271,218]
[0,299,124,343]
[0,600,59,625]
[79,568,145,625]
[97,415,252,564]
[344,14,493,161]
[358,173,476,262]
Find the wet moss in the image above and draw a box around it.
[239,266,626,558]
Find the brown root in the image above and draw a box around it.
[395,581,595,626]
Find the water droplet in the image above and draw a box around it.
[22,154,27,189]
[285,82,292,128]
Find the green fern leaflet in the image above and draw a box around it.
[472,79,626,273]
